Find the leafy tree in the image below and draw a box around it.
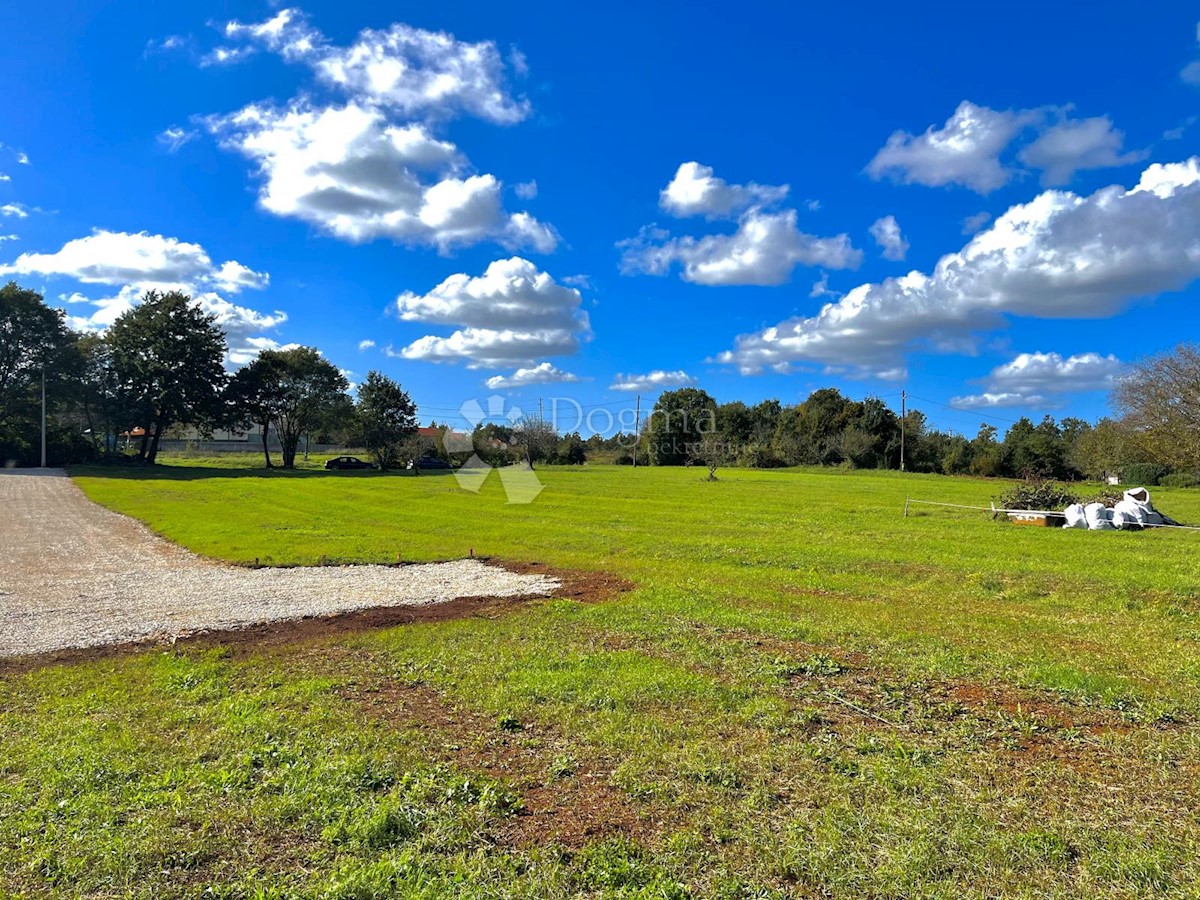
[645,388,717,465]
[107,291,228,463]
[0,282,74,435]
[969,424,1004,477]
[1069,418,1129,480]
[1115,343,1200,471]
[514,412,558,467]
[356,371,417,470]
[716,401,754,449]
[226,355,284,467]
[262,347,348,469]
[940,434,974,475]
[553,432,587,465]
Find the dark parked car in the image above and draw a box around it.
[324,456,376,471]
[409,456,451,470]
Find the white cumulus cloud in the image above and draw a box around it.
[867,101,1144,193]
[0,230,267,292]
[1,230,283,366]
[485,362,581,389]
[659,161,788,218]
[621,208,860,286]
[951,351,1122,409]
[207,100,555,252]
[1019,115,1146,186]
[866,101,1036,193]
[609,370,696,392]
[869,215,909,261]
[220,8,529,124]
[622,163,858,285]
[392,257,589,368]
[358,339,376,351]
[718,158,1200,376]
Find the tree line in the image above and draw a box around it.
[630,369,1200,483]
[0,282,417,469]
[5,278,1199,481]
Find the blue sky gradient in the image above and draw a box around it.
[2,1,1198,434]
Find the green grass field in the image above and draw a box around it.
[4,461,1200,898]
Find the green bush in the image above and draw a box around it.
[1160,473,1199,489]
[1121,463,1170,486]
[737,443,786,468]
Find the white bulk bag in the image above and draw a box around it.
[1084,502,1115,530]
[1062,503,1087,529]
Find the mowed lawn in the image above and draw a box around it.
[4,462,1200,898]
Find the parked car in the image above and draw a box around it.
[324,456,376,471]
[408,456,451,470]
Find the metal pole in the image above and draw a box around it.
[899,389,906,472]
[632,394,641,469]
[40,369,46,468]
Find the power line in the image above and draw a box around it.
[906,393,1024,427]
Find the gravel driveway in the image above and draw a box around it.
[0,469,559,657]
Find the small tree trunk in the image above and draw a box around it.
[260,420,273,468]
[281,432,298,468]
[137,422,151,461]
[146,419,166,464]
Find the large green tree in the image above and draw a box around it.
[247,347,348,469]
[645,388,717,466]
[1115,343,1200,471]
[355,371,417,470]
[0,282,74,436]
[107,291,228,463]
[226,353,286,467]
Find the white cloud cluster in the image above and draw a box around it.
[951,351,1122,409]
[391,257,590,368]
[869,215,909,261]
[0,230,267,291]
[209,101,555,251]
[622,165,861,286]
[659,162,788,218]
[867,101,1145,193]
[609,370,696,392]
[222,8,321,62]
[719,158,1200,376]
[1019,116,1147,186]
[485,362,581,389]
[0,230,285,365]
[201,9,553,252]
[222,9,529,123]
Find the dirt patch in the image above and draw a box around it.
[0,560,634,676]
[341,678,657,849]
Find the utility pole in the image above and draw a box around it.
[899,389,906,473]
[632,394,641,469]
[40,369,47,468]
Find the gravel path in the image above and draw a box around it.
[0,469,559,657]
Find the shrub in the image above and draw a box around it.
[1160,473,1199,489]
[998,475,1079,511]
[1121,463,1170,486]
[737,443,786,468]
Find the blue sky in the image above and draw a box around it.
[2,1,1199,435]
